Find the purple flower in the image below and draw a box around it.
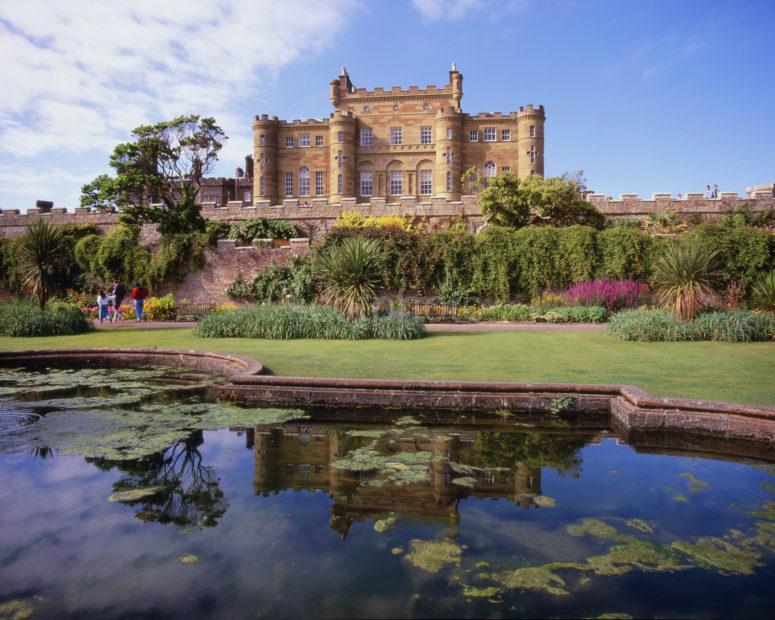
[565,279,640,311]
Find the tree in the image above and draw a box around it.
[19,219,67,309]
[461,166,484,195]
[479,171,606,229]
[80,115,227,235]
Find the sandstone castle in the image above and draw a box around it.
[251,64,545,204]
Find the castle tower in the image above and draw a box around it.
[328,111,357,203]
[252,115,280,203]
[434,107,463,200]
[516,105,545,178]
[330,66,354,110]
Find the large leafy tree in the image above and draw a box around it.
[479,171,605,230]
[80,115,227,235]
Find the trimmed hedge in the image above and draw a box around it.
[0,300,91,337]
[194,304,426,340]
[606,308,775,342]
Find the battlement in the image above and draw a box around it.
[328,110,357,121]
[347,83,452,98]
[586,190,775,218]
[464,112,516,120]
[278,118,328,127]
[517,105,545,116]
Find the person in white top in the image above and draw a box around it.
[96,290,114,324]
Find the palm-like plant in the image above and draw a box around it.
[19,219,66,310]
[751,269,775,312]
[316,237,384,320]
[653,237,721,321]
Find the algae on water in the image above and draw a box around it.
[671,537,762,575]
[493,566,569,596]
[374,516,397,533]
[404,539,464,574]
[680,472,710,493]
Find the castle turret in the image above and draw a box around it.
[330,67,354,109]
[253,115,280,203]
[517,105,545,178]
[328,111,356,203]
[449,63,463,111]
[434,107,463,200]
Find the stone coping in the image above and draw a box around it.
[1,348,772,455]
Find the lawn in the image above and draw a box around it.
[1,328,774,405]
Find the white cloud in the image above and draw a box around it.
[0,0,356,208]
[411,0,527,21]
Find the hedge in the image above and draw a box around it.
[0,300,91,337]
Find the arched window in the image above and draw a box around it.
[299,166,310,196]
[484,161,496,185]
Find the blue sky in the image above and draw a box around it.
[0,0,773,210]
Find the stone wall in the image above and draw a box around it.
[158,238,310,304]
[1,184,773,242]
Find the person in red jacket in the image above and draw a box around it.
[130,282,148,322]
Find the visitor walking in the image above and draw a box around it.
[97,290,113,324]
[705,184,713,198]
[111,279,127,322]
[130,282,148,322]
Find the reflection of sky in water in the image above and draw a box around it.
[1,427,774,619]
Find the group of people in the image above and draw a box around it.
[96,281,149,324]
[705,184,719,198]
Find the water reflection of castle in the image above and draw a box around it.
[248,423,559,536]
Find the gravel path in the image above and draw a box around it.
[92,320,605,332]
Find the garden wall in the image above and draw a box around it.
[158,238,310,304]
[1,184,772,241]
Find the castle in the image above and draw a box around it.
[251,64,545,204]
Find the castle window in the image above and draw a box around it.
[446,171,452,192]
[484,161,496,183]
[446,147,453,165]
[285,136,293,148]
[363,105,370,113]
[299,133,310,147]
[259,135,266,146]
[337,174,343,194]
[389,170,402,195]
[483,127,496,142]
[390,127,403,145]
[420,126,432,144]
[530,125,536,137]
[529,145,536,163]
[284,172,293,197]
[259,176,265,195]
[419,170,432,195]
[502,166,510,173]
[469,130,478,142]
[360,171,373,196]
[447,127,453,140]
[243,190,251,203]
[337,131,343,143]
[315,135,324,147]
[285,464,294,474]
[501,129,510,141]
[315,171,324,196]
[422,102,429,111]
[392,104,400,112]
[315,464,325,474]
[299,167,310,196]
[337,150,343,168]
[360,127,372,146]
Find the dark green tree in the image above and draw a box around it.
[80,115,227,235]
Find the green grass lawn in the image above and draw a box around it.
[1,328,773,405]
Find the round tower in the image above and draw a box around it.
[449,63,463,112]
[252,115,280,204]
[434,107,463,200]
[516,105,545,179]
[328,111,356,203]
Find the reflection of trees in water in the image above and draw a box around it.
[89,430,229,528]
[469,431,594,477]
[26,446,54,460]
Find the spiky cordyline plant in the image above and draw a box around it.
[316,237,384,320]
[751,269,775,313]
[20,219,66,310]
[653,237,720,321]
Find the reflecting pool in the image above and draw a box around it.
[1,367,774,619]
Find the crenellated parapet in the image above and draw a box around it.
[586,189,775,218]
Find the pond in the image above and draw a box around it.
[0,367,774,619]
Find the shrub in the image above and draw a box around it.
[0,300,91,337]
[751,270,775,312]
[315,237,384,319]
[229,218,297,245]
[607,308,775,342]
[478,304,532,322]
[540,306,608,323]
[143,295,177,321]
[193,304,425,340]
[596,226,658,281]
[476,304,607,323]
[204,221,230,245]
[564,279,639,311]
[226,257,315,304]
[653,237,721,320]
[333,212,416,231]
